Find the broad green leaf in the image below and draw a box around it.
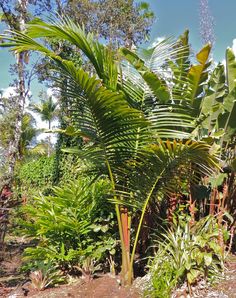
[196,44,211,64]
[226,48,236,92]
[201,63,226,132]
[209,173,227,188]
[187,269,201,284]
[187,44,211,107]
[204,253,212,266]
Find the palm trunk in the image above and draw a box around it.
[48,120,51,157]
[120,207,131,285]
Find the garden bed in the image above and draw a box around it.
[1,238,236,298]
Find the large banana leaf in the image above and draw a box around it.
[186,44,211,110]
[218,49,236,140]
[199,49,236,143]
[200,63,226,133]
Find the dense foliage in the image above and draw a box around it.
[16,155,54,195]
[20,178,116,274]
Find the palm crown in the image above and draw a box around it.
[30,95,58,129]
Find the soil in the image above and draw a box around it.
[5,275,141,298]
[1,237,236,298]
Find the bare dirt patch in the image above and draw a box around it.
[4,275,141,298]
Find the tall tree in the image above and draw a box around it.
[63,0,154,48]
[0,0,28,188]
[30,93,58,156]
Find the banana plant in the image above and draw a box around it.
[197,48,236,159]
[218,49,236,145]
[112,26,236,241]
[0,18,219,285]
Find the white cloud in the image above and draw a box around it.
[36,130,58,145]
[221,58,226,69]
[29,111,58,144]
[2,86,17,98]
[1,86,32,106]
[150,36,166,48]
[46,87,60,102]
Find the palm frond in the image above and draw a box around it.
[112,140,219,210]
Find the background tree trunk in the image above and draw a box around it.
[0,0,28,186]
[0,0,28,246]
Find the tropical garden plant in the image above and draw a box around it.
[29,261,65,291]
[0,18,221,286]
[147,210,232,298]
[20,177,116,273]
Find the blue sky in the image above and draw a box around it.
[148,0,236,60]
[1,0,236,94]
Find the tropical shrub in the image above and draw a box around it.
[16,155,55,197]
[16,154,87,199]
[8,156,55,235]
[21,177,117,273]
[147,213,230,297]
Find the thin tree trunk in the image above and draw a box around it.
[0,0,28,246]
[48,120,51,157]
[1,0,28,187]
[5,54,26,183]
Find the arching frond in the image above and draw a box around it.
[112,140,219,210]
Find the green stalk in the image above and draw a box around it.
[128,171,164,285]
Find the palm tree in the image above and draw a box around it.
[30,94,58,130]
[1,18,219,285]
[30,94,58,156]
[18,113,38,158]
